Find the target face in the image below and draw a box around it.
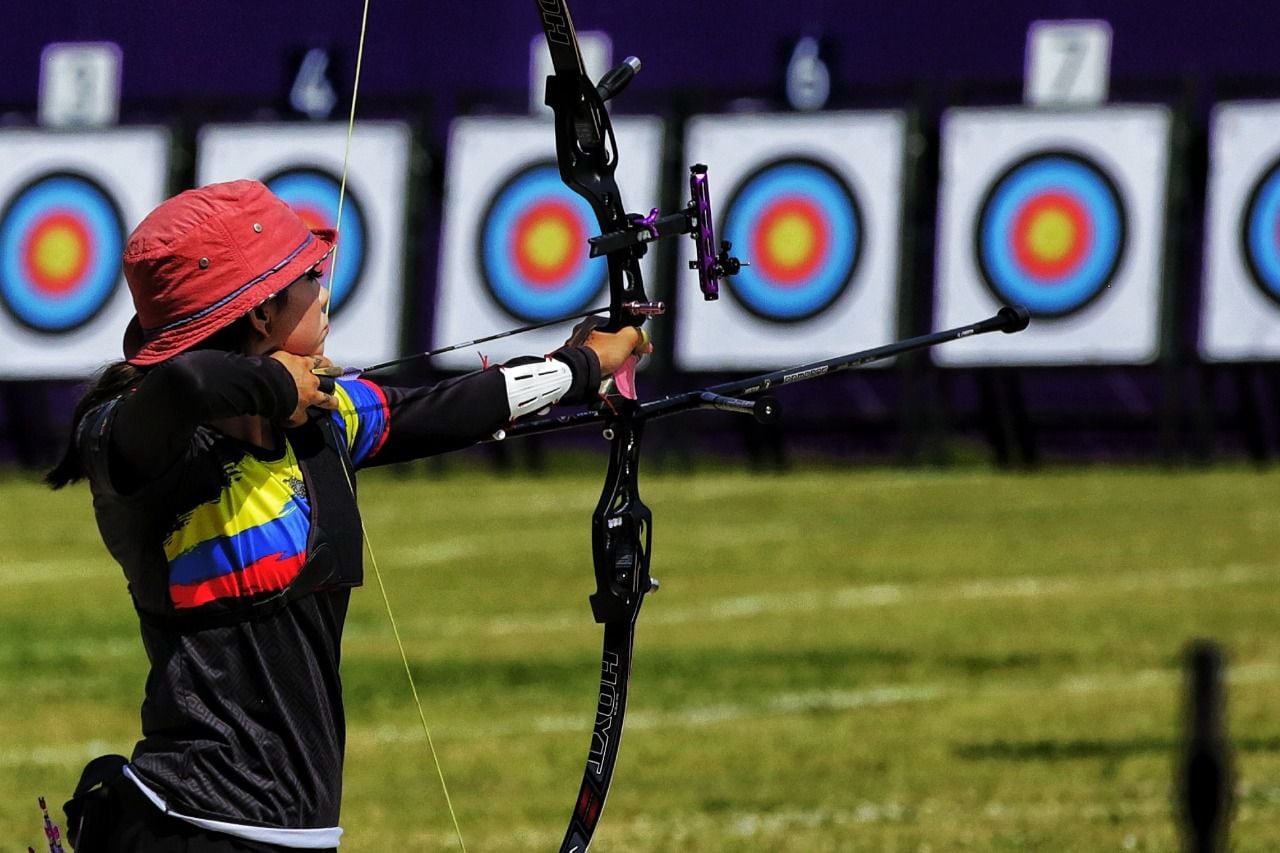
[263,167,366,316]
[0,171,125,333]
[477,161,603,323]
[721,157,862,323]
[975,151,1126,317]
[1240,155,1280,308]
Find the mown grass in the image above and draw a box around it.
[2,460,1278,851]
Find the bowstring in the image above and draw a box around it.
[324,0,367,320]
[331,2,468,850]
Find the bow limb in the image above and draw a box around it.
[562,415,654,852]
[537,2,660,851]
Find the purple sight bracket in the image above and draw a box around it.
[632,207,661,240]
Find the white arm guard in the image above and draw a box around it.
[499,358,576,419]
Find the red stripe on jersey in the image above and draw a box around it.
[170,549,308,609]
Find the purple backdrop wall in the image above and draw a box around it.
[2,1,1277,113]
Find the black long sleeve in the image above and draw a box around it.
[364,369,507,464]
[107,351,297,487]
[363,345,600,466]
[100,345,600,479]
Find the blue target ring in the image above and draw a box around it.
[0,171,124,333]
[1240,156,1280,308]
[975,151,1126,318]
[263,167,366,316]
[478,161,604,323]
[721,157,861,323]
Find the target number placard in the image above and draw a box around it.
[934,106,1172,366]
[1200,101,1280,361]
[197,122,412,368]
[435,116,664,371]
[677,111,907,371]
[0,128,170,378]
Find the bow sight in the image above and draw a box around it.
[554,52,744,305]
[587,158,744,303]
[585,55,742,302]
[541,29,742,330]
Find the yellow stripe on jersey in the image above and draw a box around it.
[332,383,361,453]
[163,442,305,562]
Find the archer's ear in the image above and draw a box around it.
[246,304,273,339]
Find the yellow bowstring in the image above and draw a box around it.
[324,0,367,320]
[332,2,468,850]
[360,509,468,853]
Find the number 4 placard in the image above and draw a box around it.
[1024,20,1112,108]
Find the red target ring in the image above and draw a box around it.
[23,211,94,295]
[1010,192,1092,280]
[512,199,586,286]
[751,197,831,286]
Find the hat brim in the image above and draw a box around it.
[124,228,336,366]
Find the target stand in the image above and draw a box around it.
[934,104,1178,463]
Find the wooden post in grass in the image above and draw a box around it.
[1177,640,1233,853]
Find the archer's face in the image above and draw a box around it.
[268,269,330,357]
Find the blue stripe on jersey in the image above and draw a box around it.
[330,378,390,465]
[168,501,310,586]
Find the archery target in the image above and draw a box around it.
[975,151,1126,317]
[435,116,664,372]
[0,127,170,379]
[477,160,604,323]
[676,111,906,371]
[934,106,1172,366]
[1201,101,1280,360]
[721,157,862,322]
[197,122,411,368]
[1240,158,1280,306]
[262,166,367,317]
[0,171,124,333]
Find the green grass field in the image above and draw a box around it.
[2,460,1279,851]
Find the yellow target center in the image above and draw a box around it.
[1026,209,1077,262]
[35,225,85,279]
[766,213,816,269]
[522,218,574,269]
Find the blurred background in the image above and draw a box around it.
[0,0,1277,468]
[2,3,1280,851]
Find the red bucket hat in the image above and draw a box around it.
[122,179,335,365]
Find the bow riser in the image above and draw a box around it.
[589,417,654,623]
[543,69,653,332]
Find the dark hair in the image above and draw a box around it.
[44,361,148,489]
[44,286,296,489]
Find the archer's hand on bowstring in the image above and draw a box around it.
[271,352,342,426]
[568,318,653,376]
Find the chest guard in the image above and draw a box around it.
[138,414,365,633]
